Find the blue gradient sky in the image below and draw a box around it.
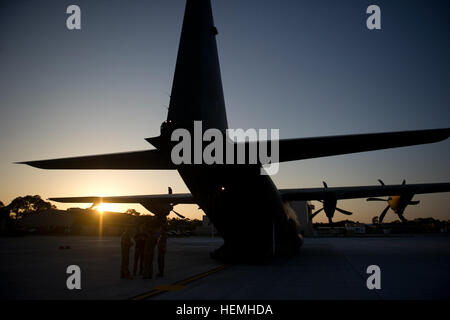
[1,0,449,222]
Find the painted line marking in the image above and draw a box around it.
[154,284,186,291]
[130,265,229,300]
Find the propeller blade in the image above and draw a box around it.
[171,210,185,219]
[378,179,385,186]
[322,181,328,188]
[398,214,407,223]
[402,179,406,185]
[168,187,173,194]
[328,217,333,224]
[89,200,102,209]
[409,200,420,205]
[311,208,323,218]
[379,205,390,223]
[367,198,387,202]
[336,207,353,215]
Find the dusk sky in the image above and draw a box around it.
[1,0,449,222]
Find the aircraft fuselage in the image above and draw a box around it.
[176,164,303,262]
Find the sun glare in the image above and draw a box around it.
[95,203,118,213]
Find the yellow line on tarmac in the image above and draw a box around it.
[130,265,229,300]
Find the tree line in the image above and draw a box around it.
[0,195,202,236]
[0,195,56,220]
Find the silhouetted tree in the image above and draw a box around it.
[0,201,8,218]
[125,209,140,216]
[0,201,12,234]
[8,195,56,219]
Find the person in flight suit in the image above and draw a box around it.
[133,224,147,276]
[120,226,134,279]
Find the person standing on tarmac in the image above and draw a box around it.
[133,224,147,276]
[120,226,134,279]
[142,221,158,279]
[156,223,168,277]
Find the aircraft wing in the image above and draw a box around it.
[17,150,175,170]
[49,193,195,205]
[279,182,450,201]
[273,128,450,163]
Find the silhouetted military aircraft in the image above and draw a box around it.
[18,0,450,262]
[367,179,421,223]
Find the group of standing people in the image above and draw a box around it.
[120,217,167,280]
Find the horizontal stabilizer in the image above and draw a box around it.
[276,128,450,163]
[17,150,175,170]
[280,182,450,201]
[18,128,450,169]
[49,193,194,205]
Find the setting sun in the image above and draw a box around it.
[95,203,119,213]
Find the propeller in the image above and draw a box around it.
[367,197,388,202]
[89,199,102,210]
[377,178,405,186]
[142,187,186,219]
[367,179,392,223]
[171,209,185,219]
[168,187,186,219]
[311,181,353,224]
[379,204,390,223]
[366,179,416,223]
[367,197,419,205]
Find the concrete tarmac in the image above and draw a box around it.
[0,236,223,300]
[0,235,449,300]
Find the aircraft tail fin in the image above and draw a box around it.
[167,0,228,131]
